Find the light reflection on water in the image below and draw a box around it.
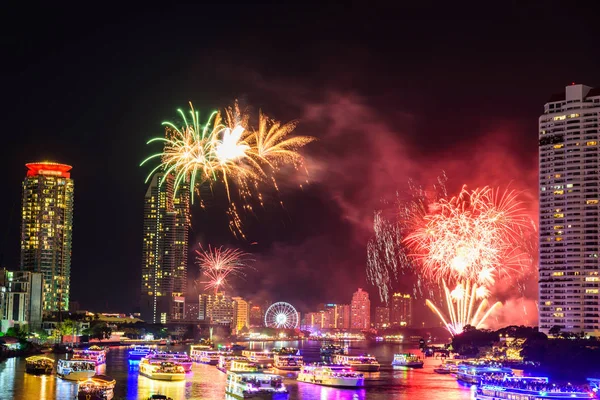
[0,341,473,399]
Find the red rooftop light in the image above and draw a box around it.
[26,162,72,178]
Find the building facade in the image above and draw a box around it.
[249,305,264,327]
[336,304,351,330]
[140,173,190,324]
[390,293,413,327]
[199,292,234,325]
[0,270,43,333]
[539,84,600,336]
[185,302,199,320]
[375,306,390,329]
[20,162,74,312]
[232,297,249,333]
[350,288,371,330]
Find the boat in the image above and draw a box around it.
[57,359,97,381]
[272,347,298,355]
[77,374,116,400]
[73,348,106,365]
[433,360,459,374]
[218,355,249,373]
[128,345,156,360]
[320,344,345,356]
[455,364,513,384]
[392,353,424,368]
[297,364,364,387]
[25,356,54,375]
[139,359,185,381]
[189,343,212,359]
[332,354,380,372]
[231,359,272,373]
[145,351,193,372]
[225,371,289,399]
[147,395,173,400]
[475,376,594,399]
[241,350,274,365]
[193,350,231,365]
[273,354,303,371]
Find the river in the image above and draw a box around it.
[0,340,474,399]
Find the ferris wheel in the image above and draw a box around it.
[264,302,299,329]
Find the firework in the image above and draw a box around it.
[141,101,314,238]
[196,245,252,294]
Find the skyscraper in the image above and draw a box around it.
[140,173,190,324]
[232,297,249,333]
[20,162,74,312]
[539,84,600,336]
[390,293,413,327]
[375,306,390,328]
[350,288,371,330]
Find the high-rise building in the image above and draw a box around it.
[350,288,371,330]
[185,302,199,320]
[390,293,413,327]
[140,173,190,324]
[0,270,43,333]
[375,306,390,328]
[249,305,264,327]
[335,304,351,330]
[539,84,600,336]
[232,297,249,333]
[20,162,74,312]
[199,292,234,325]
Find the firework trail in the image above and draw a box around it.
[196,245,253,294]
[141,101,314,238]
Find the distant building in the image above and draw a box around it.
[375,306,390,329]
[301,311,322,331]
[390,293,412,327]
[335,304,351,330]
[538,84,600,337]
[20,162,74,312]
[232,297,249,333]
[140,173,190,324]
[199,292,234,325]
[350,288,370,330]
[249,305,264,327]
[185,302,199,320]
[0,270,43,333]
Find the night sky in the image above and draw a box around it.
[1,5,598,325]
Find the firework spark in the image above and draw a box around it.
[196,245,252,294]
[141,101,314,238]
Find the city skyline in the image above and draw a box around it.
[1,5,598,324]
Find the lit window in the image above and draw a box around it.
[554,174,561,178]
[587,141,597,146]
[553,144,564,149]
[553,115,566,121]
[586,200,598,205]
[585,289,599,294]
[552,272,564,276]
[568,113,580,118]
[553,190,564,195]
[585,277,600,282]
[554,213,564,218]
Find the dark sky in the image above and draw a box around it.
[1,4,598,325]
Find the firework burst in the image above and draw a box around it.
[196,245,253,294]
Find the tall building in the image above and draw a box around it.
[0,270,43,333]
[140,173,190,324]
[249,305,264,327]
[375,306,390,328]
[232,297,249,333]
[336,304,351,330]
[539,84,600,336]
[185,302,199,320]
[390,293,413,327]
[350,288,371,330]
[20,162,74,312]
[199,292,234,325]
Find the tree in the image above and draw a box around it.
[548,325,562,337]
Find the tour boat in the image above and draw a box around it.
[455,364,513,384]
[146,351,193,372]
[189,344,212,360]
[73,348,106,365]
[77,374,116,400]
[433,360,459,374]
[273,354,303,372]
[241,350,275,365]
[128,345,156,360]
[193,350,231,365]
[57,359,97,381]
[139,359,185,381]
[25,356,54,375]
[231,359,272,373]
[475,376,594,399]
[297,364,364,387]
[332,354,380,372]
[217,355,249,373]
[392,353,424,368]
[225,371,289,399]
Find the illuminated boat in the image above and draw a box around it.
[272,347,298,355]
[273,354,303,372]
[189,343,212,360]
[77,374,116,400]
[57,359,97,381]
[73,348,106,365]
[128,345,156,360]
[392,353,424,369]
[225,371,289,399]
[217,355,249,373]
[194,350,232,365]
[455,364,513,384]
[25,356,54,375]
[433,360,459,374]
[332,354,380,372]
[475,376,594,399]
[145,351,193,372]
[231,359,271,373]
[297,364,364,387]
[139,359,185,381]
[241,350,274,365]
